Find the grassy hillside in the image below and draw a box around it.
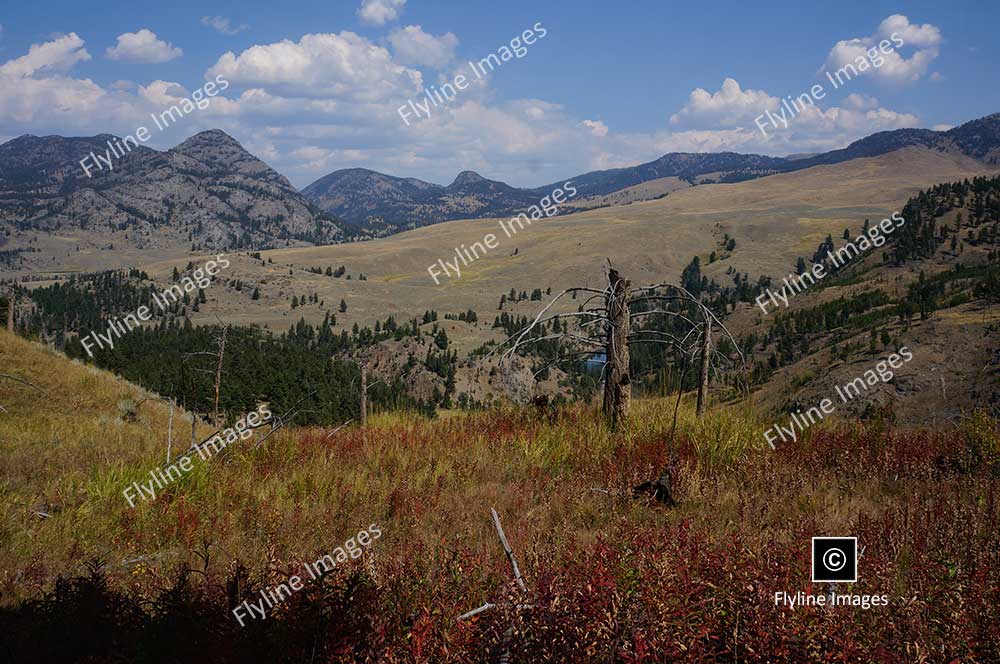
[7,146,997,342]
[1,329,999,661]
[205,147,992,334]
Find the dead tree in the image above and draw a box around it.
[499,263,740,425]
[213,325,228,424]
[6,287,13,332]
[497,263,745,503]
[351,363,382,427]
[166,398,174,463]
[183,322,230,426]
[360,364,367,427]
[696,314,711,417]
[602,268,632,426]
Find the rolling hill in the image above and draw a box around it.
[197,145,995,334]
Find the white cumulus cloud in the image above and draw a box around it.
[823,14,942,84]
[357,0,406,26]
[206,31,422,101]
[878,14,942,49]
[0,32,90,77]
[662,78,918,156]
[105,29,183,64]
[670,78,776,128]
[388,25,458,68]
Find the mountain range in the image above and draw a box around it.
[1,113,998,251]
[302,113,1000,231]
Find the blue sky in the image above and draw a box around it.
[1,0,996,187]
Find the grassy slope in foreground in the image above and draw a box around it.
[1,329,999,661]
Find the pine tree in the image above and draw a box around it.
[681,256,702,294]
[435,328,449,350]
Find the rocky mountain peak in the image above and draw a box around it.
[449,170,487,187]
[170,129,289,185]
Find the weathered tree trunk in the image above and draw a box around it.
[6,289,13,332]
[696,310,711,418]
[166,398,174,463]
[213,326,228,425]
[360,364,367,427]
[602,268,631,428]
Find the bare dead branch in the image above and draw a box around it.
[505,332,603,355]
[182,351,217,359]
[496,312,609,360]
[325,419,353,439]
[627,295,695,308]
[630,309,699,328]
[531,351,603,379]
[627,329,692,347]
[494,288,610,357]
[457,602,496,621]
[0,374,51,398]
[491,507,526,591]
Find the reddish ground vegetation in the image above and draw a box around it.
[2,409,998,663]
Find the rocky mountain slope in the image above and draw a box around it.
[0,130,351,252]
[301,168,542,235]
